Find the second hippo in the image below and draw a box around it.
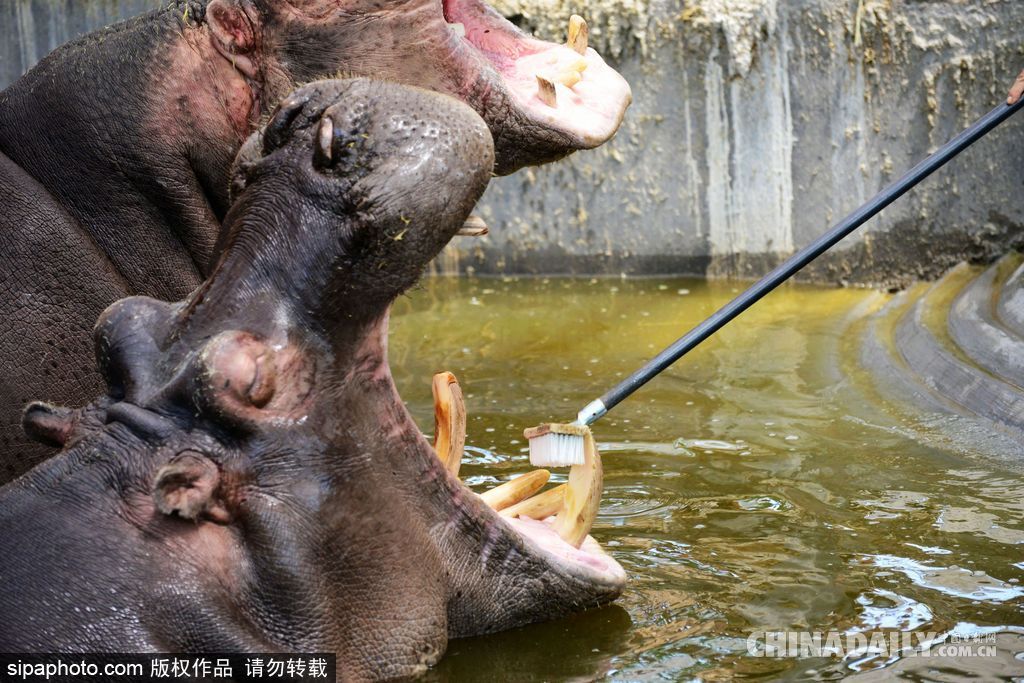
[0,79,625,679]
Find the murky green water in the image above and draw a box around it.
[389,277,1024,681]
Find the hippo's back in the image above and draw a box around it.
[0,152,129,481]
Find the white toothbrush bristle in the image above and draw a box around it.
[528,431,586,467]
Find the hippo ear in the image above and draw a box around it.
[153,452,230,523]
[207,0,260,79]
[22,402,77,448]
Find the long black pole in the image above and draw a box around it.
[578,96,1024,426]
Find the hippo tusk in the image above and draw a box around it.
[432,372,466,477]
[567,15,588,55]
[537,57,586,102]
[552,67,582,89]
[479,469,550,511]
[499,483,566,519]
[536,75,557,108]
[552,428,602,548]
[458,215,488,237]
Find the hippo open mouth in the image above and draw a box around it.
[509,515,623,578]
[422,366,628,611]
[427,373,625,593]
[437,0,632,151]
[262,0,631,173]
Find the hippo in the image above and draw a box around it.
[0,0,632,480]
[0,79,625,679]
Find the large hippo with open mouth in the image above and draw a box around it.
[0,0,631,479]
[0,79,625,679]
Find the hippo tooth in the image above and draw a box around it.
[552,68,582,89]
[536,75,557,108]
[479,469,550,511]
[567,15,588,55]
[547,59,588,89]
[448,22,466,38]
[552,427,602,549]
[499,483,566,519]
[432,372,466,477]
[458,215,488,237]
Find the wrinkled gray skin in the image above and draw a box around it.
[0,80,623,679]
[0,0,623,480]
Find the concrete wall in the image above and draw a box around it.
[1,0,158,88]
[4,0,1023,285]
[447,0,1024,285]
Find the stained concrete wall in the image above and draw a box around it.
[4,0,1024,285]
[0,0,158,88]
[446,0,1024,286]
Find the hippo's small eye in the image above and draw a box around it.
[229,131,264,201]
[313,117,364,173]
[246,352,276,408]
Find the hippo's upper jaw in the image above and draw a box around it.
[261,0,632,174]
[3,79,623,678]
[436,0,634,171]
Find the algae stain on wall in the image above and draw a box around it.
[703,7,794,257]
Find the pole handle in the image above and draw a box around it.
[586,96,1024,424]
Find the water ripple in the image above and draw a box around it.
[599,484,677,520]
[853,589,934,631]
[862,554,1024,603]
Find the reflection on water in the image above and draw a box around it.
[390,277,1024,680]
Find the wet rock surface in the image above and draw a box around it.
[859,252,1024,463]
[0,0,154,86]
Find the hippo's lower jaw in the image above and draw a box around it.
[504,517,627,587]
[427,371,627,627]
[437,0,632,171]
[378,361,628,641]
